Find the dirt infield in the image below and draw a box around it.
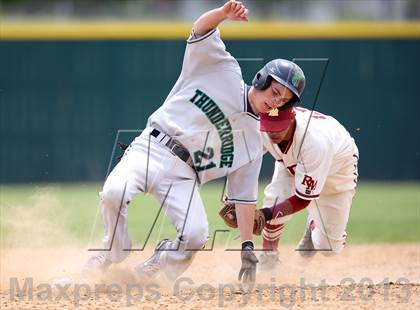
[1,244,419,309]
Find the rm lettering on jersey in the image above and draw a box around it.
[190,89,234,168]
[301,174,318,194]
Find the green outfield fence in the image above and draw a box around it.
[0,22,419,182]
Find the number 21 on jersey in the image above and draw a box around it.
[193,147,216,172]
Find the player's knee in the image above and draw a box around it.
[321,240,345,256]
[312,228,346,256]
[184,224,208,250]
[100,181,130,209]
[311,231,332,254]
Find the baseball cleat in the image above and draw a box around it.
[134,239,171,280]
[258,251,280,271]
[82,252,112,275]
[296,221,316,258]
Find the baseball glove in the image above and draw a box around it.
[219,202,238,228]
[219,202,266,235]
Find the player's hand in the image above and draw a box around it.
[222,1,248,22]
[238,241,258,284]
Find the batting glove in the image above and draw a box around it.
[238,241,259,284]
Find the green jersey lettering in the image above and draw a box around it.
[189,89,203,103]
[190,89,235,168]
[201,99,216,112]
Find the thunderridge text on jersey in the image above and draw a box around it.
[190,89,234,168]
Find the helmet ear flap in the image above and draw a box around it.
[252,68,271,90]
[260,75,272,90]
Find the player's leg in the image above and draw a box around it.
[306,189,355,256]
[96,157,140,262]
[84,133,177,272]
[83,153,143,273]
[135,158,208,281]
[296,210,317,257]
[304,150,358,256]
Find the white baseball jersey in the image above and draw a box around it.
[262,107,359,200]
[147,28,262,204]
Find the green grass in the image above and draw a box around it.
[346,182,420,243]
[0,181,419,249]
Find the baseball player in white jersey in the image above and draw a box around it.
[256,106,359,268]
[83,1,306,284]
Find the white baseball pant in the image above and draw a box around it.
[263,159,357,254]
[98,127,208,278]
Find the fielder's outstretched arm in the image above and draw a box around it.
[235,203,255,242]
[192,0,248,36]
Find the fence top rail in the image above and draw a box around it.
[1,21,419,40]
